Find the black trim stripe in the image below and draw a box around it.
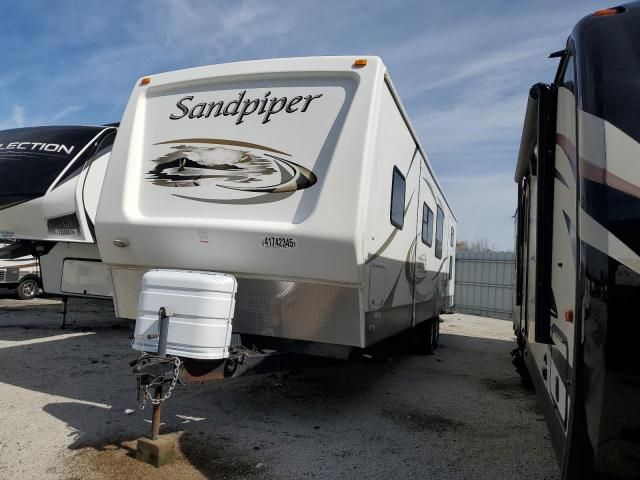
[555,168,570,189]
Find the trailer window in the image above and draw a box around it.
[558,54,575,94]
[450,227,455,247]
[390,166,406,229]
[422,203,434,246]
[52,129,116,189]
[435,206,444,259]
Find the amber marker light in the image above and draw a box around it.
[593,6,625,16]
[353,58,368,68]
[565,310,574,323]
[139,77,152,86]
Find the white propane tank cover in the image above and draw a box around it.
[133,269,237,360]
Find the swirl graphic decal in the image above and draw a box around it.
[146,139,317,203]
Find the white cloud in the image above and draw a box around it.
[12,105,25,127]
[0,105,26,129]
[50,105,83,122]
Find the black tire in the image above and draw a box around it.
[433,317,440,348]
[411,318,436,355]
[16,278,38,300]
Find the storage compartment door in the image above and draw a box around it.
[61,259,112,297]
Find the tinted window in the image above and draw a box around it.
[575,5,640,143]
[53,128,116,189]
[422,203,434,246]
[559,55,575,93]
[435,206,444,259]
[390,166,406,229]
[93,130,116,160]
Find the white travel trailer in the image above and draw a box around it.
[97,56,456,358]
[513,4,640,479]
[0,125,116,299]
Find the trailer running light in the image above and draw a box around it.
[140,77,152,86]
[353,59,368,68]
[593,6,625,16]
[565,310,574,323]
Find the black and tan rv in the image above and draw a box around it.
[513,3,640,479]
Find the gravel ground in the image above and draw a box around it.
[0,292,559,479]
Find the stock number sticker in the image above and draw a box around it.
[261,236,296,249]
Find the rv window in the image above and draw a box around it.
[559,54,575,94]
[450,227,455,247]
[53,129,116,189]
[93,130,116,160]
[422,203,434,246]
[435,206,444,259]
[390,166,406,229]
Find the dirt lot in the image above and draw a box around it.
[0,292,559,479]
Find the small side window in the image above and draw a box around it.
[390,166,406,229]
[450,226,455,247]
[421,203,434,246]
[559,54,575,94]
[435,206,444,259]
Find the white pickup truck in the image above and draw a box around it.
[0,244,40,299]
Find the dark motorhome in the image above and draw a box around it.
[513,3,640,479]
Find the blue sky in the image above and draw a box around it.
[0,0,609,250]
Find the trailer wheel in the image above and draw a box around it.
[411,318,436,355]
[16,278,38,300]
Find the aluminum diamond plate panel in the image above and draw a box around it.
[110,267,363,347]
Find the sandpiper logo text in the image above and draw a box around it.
[169,91,324,125]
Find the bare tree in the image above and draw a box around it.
[456,238,496,252]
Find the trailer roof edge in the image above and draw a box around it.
[383,74,457,221]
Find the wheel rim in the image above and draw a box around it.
[22,281,35,297]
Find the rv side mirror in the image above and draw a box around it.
[533,83,557,345]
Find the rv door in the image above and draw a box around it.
[534,83,557,345]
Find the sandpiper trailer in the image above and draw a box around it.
[96,56,456,360]
[0,125,116,299]
[513,4,640,479]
